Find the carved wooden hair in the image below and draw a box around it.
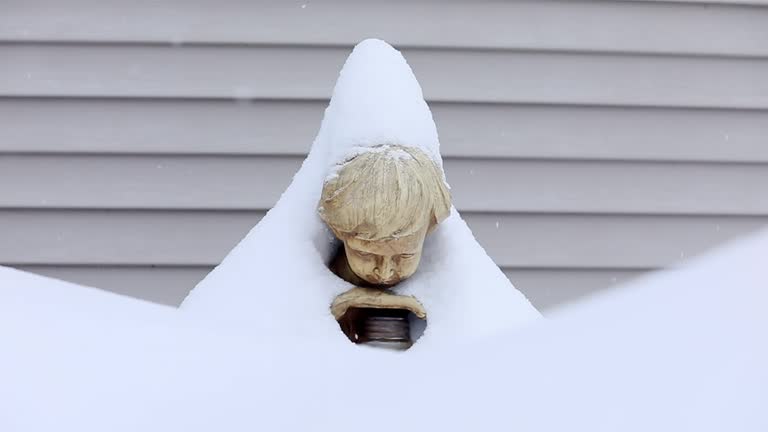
[319,145,451,241]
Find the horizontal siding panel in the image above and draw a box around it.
[13,264,647,311]
[634,1,768,6]
[1,155,767,214]
[13,265,206,307]
[2,1,768,57]
[1,210,764,268]
[469,213,767,268]
[0,210,260,266]
[503,268,644,310]
[3,45,768,108]
[3,98,768,162]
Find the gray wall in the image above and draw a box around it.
[2,0,767,311]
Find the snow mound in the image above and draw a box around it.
[181,39,541,348]
[0,265,172,323]
[4,229,767,431]
[318,38,444,171]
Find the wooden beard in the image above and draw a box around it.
[328,238,429,350]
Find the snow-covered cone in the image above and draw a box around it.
[181,39,541,350]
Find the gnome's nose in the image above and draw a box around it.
[373,261,397,283]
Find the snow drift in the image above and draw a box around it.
[3,227,767,431]
[180,39,541,348]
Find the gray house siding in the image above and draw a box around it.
[1,0,767,311]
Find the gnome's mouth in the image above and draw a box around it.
[361,278,399,288]
[357,270,413,287]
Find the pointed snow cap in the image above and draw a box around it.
[318,39,442,169]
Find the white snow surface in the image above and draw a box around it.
[180,38,541,349]
[317,39,443,170]
[0,265,173,324]
[3,228,767,431]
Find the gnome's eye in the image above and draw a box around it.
[399,253,415,259]
[354,250,374,258]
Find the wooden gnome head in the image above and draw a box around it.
[319,144,451,286]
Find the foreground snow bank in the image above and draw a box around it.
[0,265,173,322]
[4,229,767,431]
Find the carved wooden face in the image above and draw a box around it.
[341,224,429,286]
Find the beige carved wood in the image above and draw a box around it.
[330,287,427,321]
[319,144,452,346]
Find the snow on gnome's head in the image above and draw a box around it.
[310,39,459,349]
[315,38,452,290]
[319,144,451,287]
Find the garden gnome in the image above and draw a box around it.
[181,39,540,351]
[319,144,451,349]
